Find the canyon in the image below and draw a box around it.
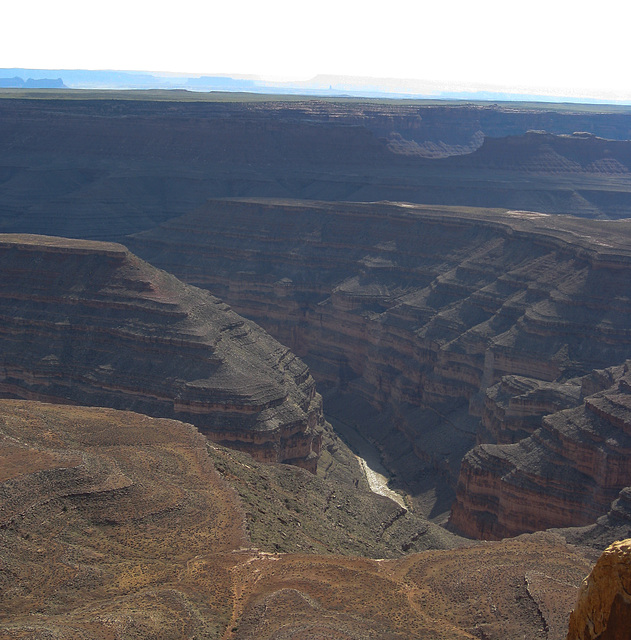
[128,198,631,535]
[3,91,631,636]
[2,97,631,244]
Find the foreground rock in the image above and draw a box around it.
[0,400,245,639]
[0,399,593,639]
[566,538,631,640]
[0,234,323,469]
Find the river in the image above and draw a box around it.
[326,414,407,510]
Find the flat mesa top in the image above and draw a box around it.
[0,234,128,256]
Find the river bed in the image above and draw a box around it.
[327,414,407,510]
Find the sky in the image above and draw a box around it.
[2,0,629,101]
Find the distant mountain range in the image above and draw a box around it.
[1,67,627,104]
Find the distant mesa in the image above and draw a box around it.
[185,75,257,91]
[0,76,66,88]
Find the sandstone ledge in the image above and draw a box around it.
[566,538,631,640]
[451,365,631,539]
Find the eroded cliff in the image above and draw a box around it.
[451,364,631,539]
[0,234,323,468]
[129,199,631,518]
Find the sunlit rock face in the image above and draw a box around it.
[566,538,631,640]
[0,234,323,470]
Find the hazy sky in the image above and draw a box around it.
[3,0,628,100]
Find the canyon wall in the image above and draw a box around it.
[129,198,631,525]
[0,234,323,469]
[3,97,631,244]
[450,364,631,539]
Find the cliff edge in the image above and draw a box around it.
[567,538,631,640]
[0,234,323,469]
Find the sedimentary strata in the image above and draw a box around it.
[3,96,631,243]
[0,399,246,639]
[129,199,631,497]
[451,364,631,539]
[0,235,323,468]
[480,375,582,444]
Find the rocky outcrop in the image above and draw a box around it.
[0,399,593,640]
[451,365,631,539]
[558,487,631,551]
[480,375,582,444]
[0,234,323,469]
[566,539,631,640]
[457,131,631,175]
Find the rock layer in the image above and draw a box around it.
[566,538,631,640]
[0,234,323,469]
[451,364,631,539]
[3,96,631,243]
[130,199,631,496]
[480,375,582,444]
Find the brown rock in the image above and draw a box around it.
[566,538,631,640]
[481,374,582,444]
[0,234,323,469]
[451,366,631,539]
